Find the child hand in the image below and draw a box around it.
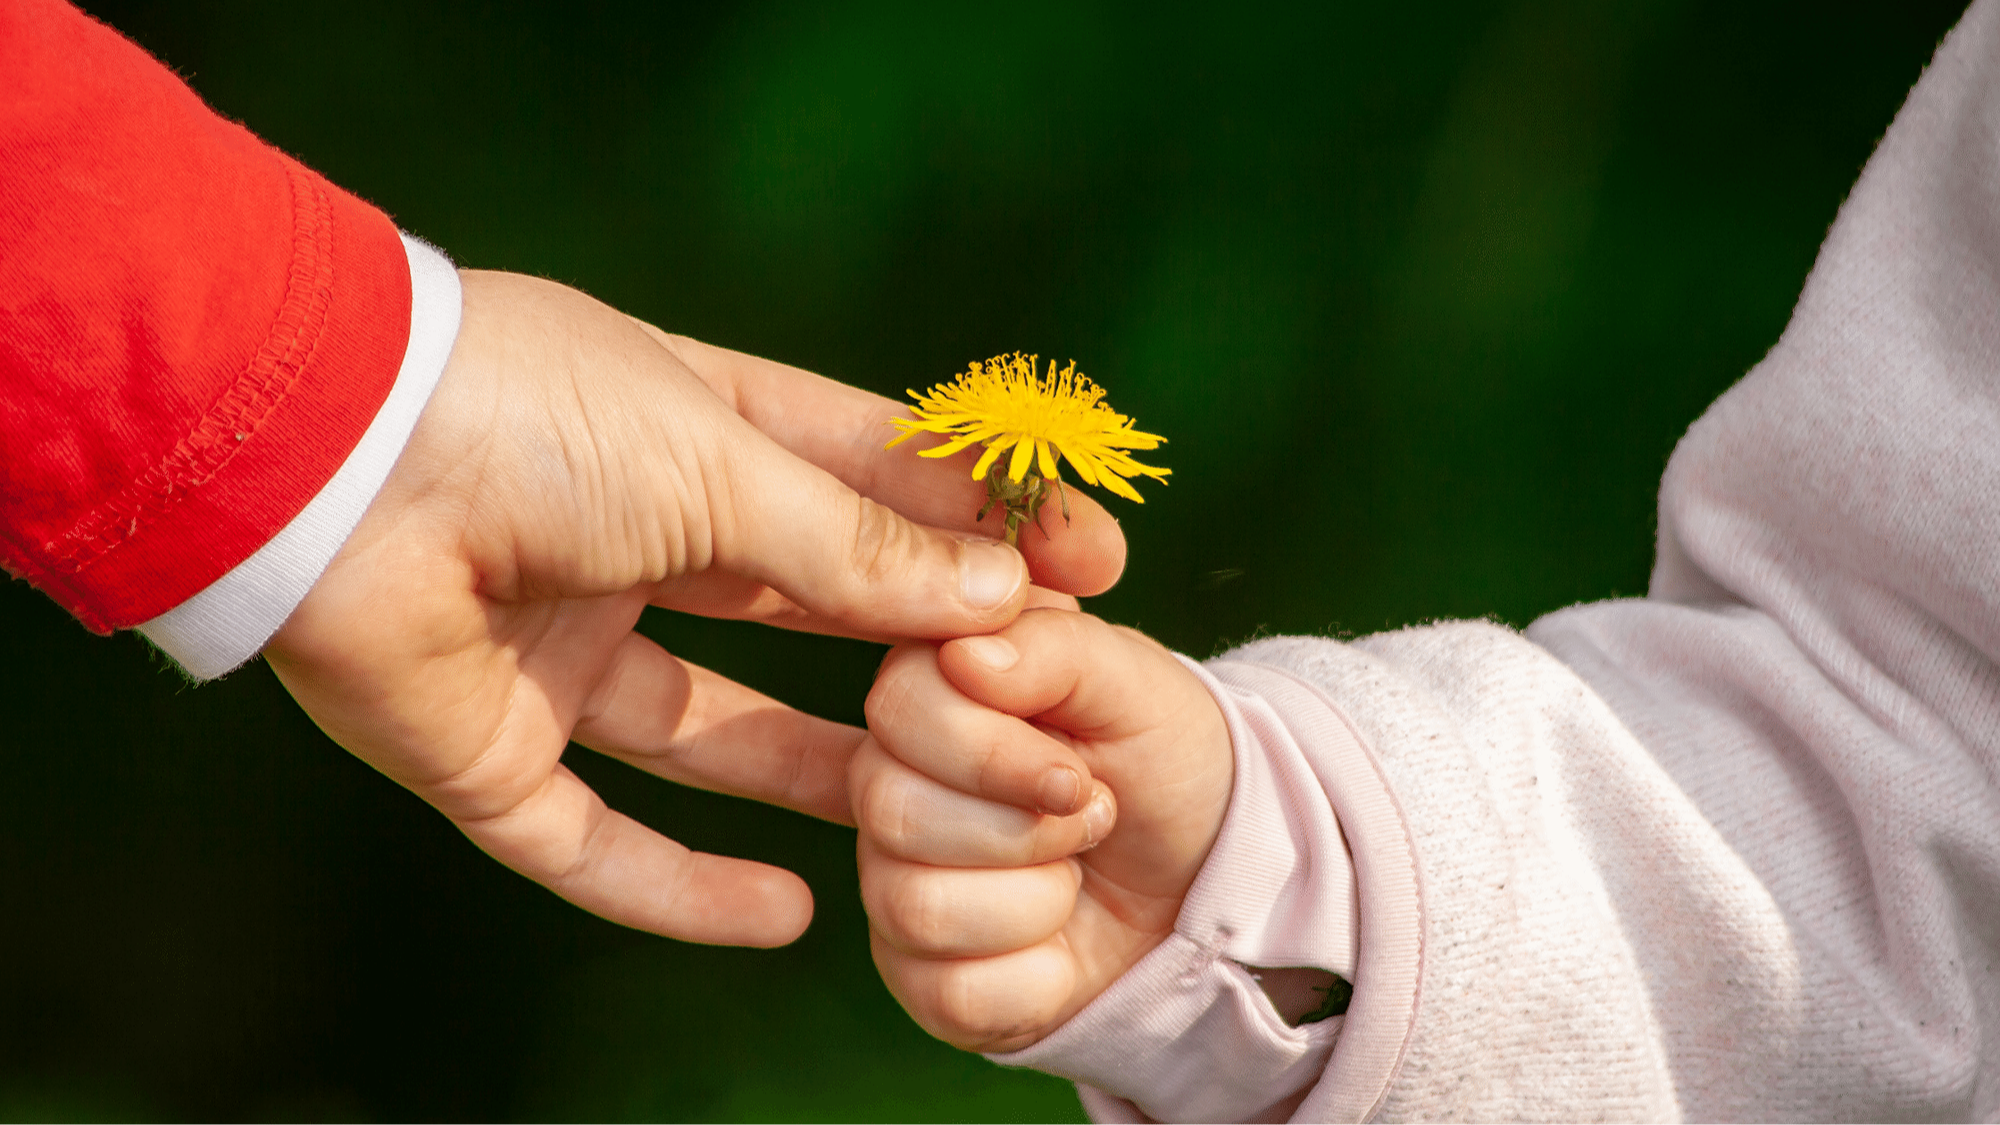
[851,608,1234,1053]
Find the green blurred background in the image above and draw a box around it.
[0,0,1969,1119]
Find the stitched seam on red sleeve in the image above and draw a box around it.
[45,158,336,574]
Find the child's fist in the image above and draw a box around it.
[851,608,1233,1053]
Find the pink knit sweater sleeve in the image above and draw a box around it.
[996,1,2000,1120]
[992,659,1406,1123]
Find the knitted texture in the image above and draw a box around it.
[1012,2,2000,1117]
[1238,628,1682,1122]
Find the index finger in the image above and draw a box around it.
[643,570,1081,644]
[866,642,1097,816]
[631,325,1126,598]
[572,630,862,825]
[850,736,1114,867]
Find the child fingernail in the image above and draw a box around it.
[1037,766,1081,815]
[958,635,1019,671]
[1081,791,1115,847]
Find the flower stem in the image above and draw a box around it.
[980,469,1066,546]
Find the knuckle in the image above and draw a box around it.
[1065,610,1110,646]
[884,869,954,951]
[864,658,918,734]
[856,648,924,736]
[856,775,916,856]
[935,966,1025,1047]
[832,496,919,616]
[971,729,1034,802]
[1110,621,1161,654]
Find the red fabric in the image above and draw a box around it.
[0,0,411,632]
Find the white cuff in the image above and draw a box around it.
[138,234,461,679]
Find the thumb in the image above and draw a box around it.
[706,417,1030,639]
[935,608,1191,739]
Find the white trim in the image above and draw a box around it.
[139,234,461,680]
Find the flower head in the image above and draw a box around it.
[886,353,1170,503]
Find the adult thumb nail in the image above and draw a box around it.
[959,540,1025,612]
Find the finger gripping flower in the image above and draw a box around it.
[886,353,1171,544]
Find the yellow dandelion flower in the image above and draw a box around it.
[886,353,1169,543]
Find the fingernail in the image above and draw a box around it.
[1081,791,1115,848]
[960,540,1024,612]
[1037,766,1081,816]
[958,635,1019,672]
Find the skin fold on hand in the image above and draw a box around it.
[263,270,1128,947]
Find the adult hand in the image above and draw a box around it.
[263,271,1127,947]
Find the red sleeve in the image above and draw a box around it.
[0,0,412,633]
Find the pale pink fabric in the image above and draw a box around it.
[996,660,1417,1123]
[993,0,2000,1119]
